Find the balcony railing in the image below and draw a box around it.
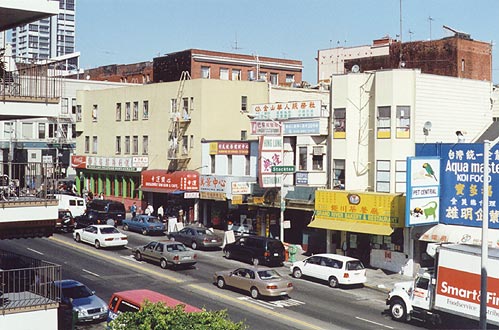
[0,56,62,103]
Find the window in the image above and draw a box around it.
[201,66,210,79]
[396,106,410,138]
[220,68,229,80]
[333,159,345,189]
[377,106,391,138]
[115,136,121,154]
[133,102,139,120]
[132,136,138,155]
[248,70,255,81]
[259,72,267,81]
[211,155,216,174]
[38,123,45,139]
[333,108,346,138]
[116,103,121,121]
[142,136,148,155]
[22,123,33,139]
[299,147,307,171]
[71,98,77,114]
[395,160,406,193]
[92,136,98,154]
[270,73,278,85]
[376,160,390,192]
[62,98,69,114]
[232,69,241,81]
[61,124,68,139]
[124,136,130,154]
[71,124,76,138]
[76,105,82,122]
[125,102,131,121]
[285,74,295,84]
[461,59,465,72]
[190,97,194,111]
[49,124,57,138]
[92,105,98,122]
[182,98,189,119]
[85,136,90,153]
[312,155,323,171]
[241,96,248,112]
[241,130,247,140]
[228,155,232,175]
[143,101,149,120]
[182,136,188,155]
[171,99,177,113]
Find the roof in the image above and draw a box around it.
[475,120,499,142]
[311,253,362,262]
[112,289,201,312]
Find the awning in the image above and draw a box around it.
[139,186,184,194]
[308,218,394,235]
[419,223,499,245]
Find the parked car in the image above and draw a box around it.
[168,225,222,249]
[290,253,367,288]
[223,235,285,266]
[214,266,293,299]
[122,215,165,235]
[56,209,75,232]
[85,199,126,226]
[73,224,128,249]
[54,279,108,323]
[133,240,197,269]
[74,210,116,229]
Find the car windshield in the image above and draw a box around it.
[146,217,161,223]
[100,227,120,234]
[62,284,93,299]
[257,269,282,280]
[346,260,365,271]
[166,244,187,252]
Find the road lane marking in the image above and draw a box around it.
[237,296,306,309]
[121,255,142,263]
[237,296,275,309]
[49,236,183,283]
[188,284,325,330]
[355,316,394,329]
[82,269,101,277]
[27,247,44,255]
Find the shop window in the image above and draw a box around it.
[110,177,115,196]
[370,228,403,252]
[377,106,391,139]
[333,108,346,139]
[396,106,410,138]
[299,147,307,171]
[116,103,121,121]
[376,160,390,192]
[333,159,345,189]
[395,160,406,193]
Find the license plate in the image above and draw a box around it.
[274,253,279,256]
[211,239,217,242]
[92,315,100,319]
[182,256,191,260]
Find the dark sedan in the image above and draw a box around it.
[168,225,222,250]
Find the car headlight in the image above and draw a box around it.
[75,306,88,316]
[101,306,108,313]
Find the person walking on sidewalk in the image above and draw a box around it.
[157,205,164,222]
[130,202,137,218]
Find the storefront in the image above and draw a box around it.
[140,169,199,223]
[71,155,147,210]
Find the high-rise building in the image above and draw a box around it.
[10,0,77,68]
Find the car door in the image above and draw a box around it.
[81,226,97,244]
[301,256,321,278]
[142,241,157,260]
[130,217,141,232]
[230,237,247,260]
[179,228,192,245]
[226,268,247,289]
[150,242,164,263]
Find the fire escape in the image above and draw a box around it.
[167,71,191,171]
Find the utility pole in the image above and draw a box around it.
[326,77,334,252]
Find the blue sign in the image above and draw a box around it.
[295,172,308,185]
[284,121,320,135]
[416,143,499,229]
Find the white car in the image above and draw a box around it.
[290,253,366,288]
[73,224,128,249]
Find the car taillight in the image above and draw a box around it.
[287,283,293,288]
[266,285,278,290]
[121,236,127,240]
[193,254,197,259]
[105,238,113,241]
[203,238,209,242]
[264,251,270,257]
[343,273,350,278]
[173,255,179,261]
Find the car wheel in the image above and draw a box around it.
[135,251,142,261]
[123,224,129,231]
[216,277,226,289]
[224,250,231,259]
[142,228,148,235]
[75,233,81,242]
[390,298,407,321]
[251,257,259,266]
[328,276,339,288]
[250,287,260,299]
[191,241,197,250]
[160,258,168,269]
[94,240,101,249]
[292,267,302,279]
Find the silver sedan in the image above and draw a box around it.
[214,267,293,299]
[134,240,197,269]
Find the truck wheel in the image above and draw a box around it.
[390,298,407,321]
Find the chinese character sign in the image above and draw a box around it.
[258,136,283,188]
[250,100,322,120]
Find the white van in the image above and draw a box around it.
[52,193,86,217]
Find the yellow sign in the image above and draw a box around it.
[209,143,218,155]
[315,190,405,227]
[231,195,243,204]
[200,192,226,201]
[251,197,265,204]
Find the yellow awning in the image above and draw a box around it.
[308,218,394,235]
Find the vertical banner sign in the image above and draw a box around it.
[440,143,499,228]
[258,136,283,188]
[406,157,440,226]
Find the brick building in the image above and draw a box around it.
[153,49,303,86]
[74,61,153,83]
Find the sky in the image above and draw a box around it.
[76,0,499,84]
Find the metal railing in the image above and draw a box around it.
[0,250,61,313]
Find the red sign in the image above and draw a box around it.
[141,170,199,192]
[71,155,87,169]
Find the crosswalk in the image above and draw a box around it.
[237,296,305,309]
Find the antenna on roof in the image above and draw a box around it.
[428,16,435,41]
[231,33,243,51]
[408,29,414,42]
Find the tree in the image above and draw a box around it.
[109,301,247,330]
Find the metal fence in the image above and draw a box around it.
[0,250,61,313]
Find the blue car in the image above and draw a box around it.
[122,215,165,235]
[55,279,108,323]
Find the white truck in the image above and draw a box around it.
[387,243,499,326]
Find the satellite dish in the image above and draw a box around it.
[423,121,432,130]
[351,64,360,73]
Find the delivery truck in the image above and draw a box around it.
[387,243,499,326]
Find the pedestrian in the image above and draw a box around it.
[98,192,104,199]
[157,205,164,222]
[145,203,153,216]
[130,202,137,218]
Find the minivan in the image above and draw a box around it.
[107,289,201,324]
[86,199,126,226]
[223,235,285,266]
[51,193,86,217]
